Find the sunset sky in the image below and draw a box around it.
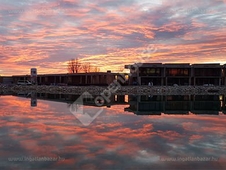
[0,0,225,75]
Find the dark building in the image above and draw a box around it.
[222,64,226,86]
[125,63,224,86]
[11,72,119,86]
[12,75,32,84]
[0,76,13,84]
[165,63,191,86]
[137,63,164,86]
[125,63,164,85]
[192,64,222,86]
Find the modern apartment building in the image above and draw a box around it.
[125,63,224,86]
[192,64,222,86]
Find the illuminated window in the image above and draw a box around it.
[184,69,188,75]
[156,69,160,74]
[150,69,155,74]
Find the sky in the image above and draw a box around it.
[0,0,225,76]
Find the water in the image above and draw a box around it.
[0,93,226,170]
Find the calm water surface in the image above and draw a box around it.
[0,94,226,170]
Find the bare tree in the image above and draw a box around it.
[93,66,100,72]
[67,59,75,73]
[75,58,81,73]
[67,58,81,73]
[81,63,90,73]
[87,63,91,72]
[89,66,100,72]
[67,59,100,73]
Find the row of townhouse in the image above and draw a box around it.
[125,63,226,86]
[0,71,122,86]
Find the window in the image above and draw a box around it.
[167,68,189,76]
[139,68,161,76]
[194,68,221,76]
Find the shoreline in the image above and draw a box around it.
[1,85,226,95]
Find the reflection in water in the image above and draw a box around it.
[30,92,37,107]
[0,94,225,169]
[14,92,38,107]
[12,93,226,115]
[125,95,226,115]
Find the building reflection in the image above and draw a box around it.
[125,95,226,115]
[191,95,221,115]
[7,92,226,115]
[33,93,127,108]
[222,95,226,115]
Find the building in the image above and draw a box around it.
[125,63,225,86]
[0,76,13,84]
[165,63,191,86]
[125,63,164,85]
[12,75,30,84]
[192,64,222,86]
[222,64,226,86]
[11,71,119,86]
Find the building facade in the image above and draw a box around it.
[125,63,225,86]
[0,76,13,84]
[192,64,222,86]
[11,72,119,86]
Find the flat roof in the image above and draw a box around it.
[164,63,190,68]
[12,72,120,77]
[164,63,190,65]
[125,63,163,68]
[192,63,222,68]
[125,63,224,68]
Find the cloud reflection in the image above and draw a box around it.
[0,95,225,169]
